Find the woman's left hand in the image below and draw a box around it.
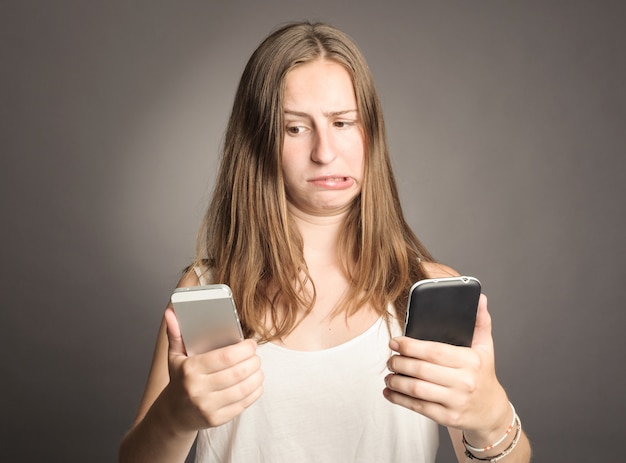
[383,294,511,441]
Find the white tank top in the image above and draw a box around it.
[194,308,439,462]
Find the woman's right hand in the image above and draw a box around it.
[162,307,264,433]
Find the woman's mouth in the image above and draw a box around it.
[309,176,354,189]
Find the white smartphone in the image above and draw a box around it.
[171,284,244,355]
[404,276,481,347]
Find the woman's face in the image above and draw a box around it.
[281,59,364,217]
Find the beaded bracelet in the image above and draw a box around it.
[463,411,522,462]
[463,402,516,453]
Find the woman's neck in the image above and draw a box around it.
[271,205,380,351]
[288,205,346,264]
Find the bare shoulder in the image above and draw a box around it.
[162,270,202,310]
[176,268,202,289]
[421,261,460,279]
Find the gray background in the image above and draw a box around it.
[2,1,624,461]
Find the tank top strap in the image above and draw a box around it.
[193,266,210,285]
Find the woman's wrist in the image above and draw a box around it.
[152,383,197,438]
[119,387,198,463]
[461,396,514,454]
[462,401,522,461]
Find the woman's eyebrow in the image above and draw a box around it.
[325,109,358,117]
[283,109,358,117]
[283,109,309,118]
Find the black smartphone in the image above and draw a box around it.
[171,284,244,355]
[404,276,481,347]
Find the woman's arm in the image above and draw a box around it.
[384,262,531,462]
[118,315,197,462]
[119,273,264,463]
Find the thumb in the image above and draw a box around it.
[165,306,188,358]
[471,294,493,350]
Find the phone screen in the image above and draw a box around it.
[404,276,481,347]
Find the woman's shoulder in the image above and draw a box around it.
[178,261,213,287]
[420,261,460,279]
[175,266,203,288]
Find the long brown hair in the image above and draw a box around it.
[193,22,433,341]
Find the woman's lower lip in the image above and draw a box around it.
[309,177,354,189]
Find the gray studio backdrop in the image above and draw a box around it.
[2,1,625,461]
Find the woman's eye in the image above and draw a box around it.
[287,126,304,134]
[334,121,353,128]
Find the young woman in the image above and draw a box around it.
[119,22,531,462]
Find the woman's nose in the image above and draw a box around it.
[310,128,336,164]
